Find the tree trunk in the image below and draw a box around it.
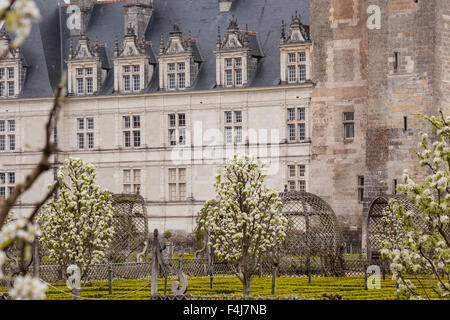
[243,275,252,297]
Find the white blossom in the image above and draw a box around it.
[197,153,287,295]
[8,275,48,300]
[37,158,115,282]
[381,114,449,300]
[1,0,41,47]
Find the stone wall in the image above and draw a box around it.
[310,0,369,251]
[310,0,449,252]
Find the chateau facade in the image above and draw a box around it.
[0,0,448,251]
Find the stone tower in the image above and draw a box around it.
[309,0,449,251]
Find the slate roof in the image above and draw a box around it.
[4,0,310,98]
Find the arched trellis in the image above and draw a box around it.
[278,189,344,276]
[107,194,149,263]
[366,195,424,261]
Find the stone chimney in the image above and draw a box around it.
[219,0,234,13]
[124,0,153,41]
[69,0,94,36]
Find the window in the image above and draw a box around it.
[224,57,244,87]
[0,171,15,198]
[168,113,187,146]
[288,124,296,142]
[288,53,296,63]
[235,69,242,86]
[298,65,306,82]
[0,67,17,97]
[225,127,232,144]
[298,123,305,141]
[394,52,399,72]
[298,52,306,62]
[133,75,140,92]
[287,165,307,192]
[75,67,95,95]
[123,75,131,92]
[234,111,242,123]
[286,51,308,83]
[298,107,305,121]
[123,115,141,148]
[123,169,141,194]
[167,61,186,90]
[288,165,296,178]
[298,165,305,177]
[298,180,306,192]
[8,82,14,96]
[288,108,295,121]
[224,110,243,144]
[122,64,141,93]
[178,73,185,89]
[168,74,176,89]
[404,116,408,131]
[358,176,364,202]
[169,114,176,127]
[287,107,307,143]
[76,117,94,150]
[235,127,242,144]
[0,119,16,151]
[225,70,233,87]
[344,112,355,139]
[86,78,93,94]
[288,66,296,83]
[168,168,187,201]
[77,78,84,94]
[393,179,398,195]
[225,111,232,124]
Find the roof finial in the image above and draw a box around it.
[69,39,73,58]
[280,20,286,44]
[114,35,119,57]
[217,25,221,48]
[160,33,164,54]
[244,24,249,45]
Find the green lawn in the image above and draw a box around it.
[1,275,441,300]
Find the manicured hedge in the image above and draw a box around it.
[1,275,439,300]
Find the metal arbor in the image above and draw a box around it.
[107,194,149,263]
[278,190,344,276]
[366,195,424,261]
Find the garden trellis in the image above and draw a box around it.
[277,189,344,277]
[107,194,149,263]
[365,195,425,261]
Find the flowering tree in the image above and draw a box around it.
[381,112,449,300]
[37,158,115,284]
[198,153,287,296]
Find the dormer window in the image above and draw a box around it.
[67,34,110,96]
[112,26,156,94]
[0,32,27,99]
[287,51,307,83]
[224,57,243,87]
[279,12,312,85]
[214,18,263,88]
[121,64,141,93]
[75,67,94,95]
[159,24,202,91]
